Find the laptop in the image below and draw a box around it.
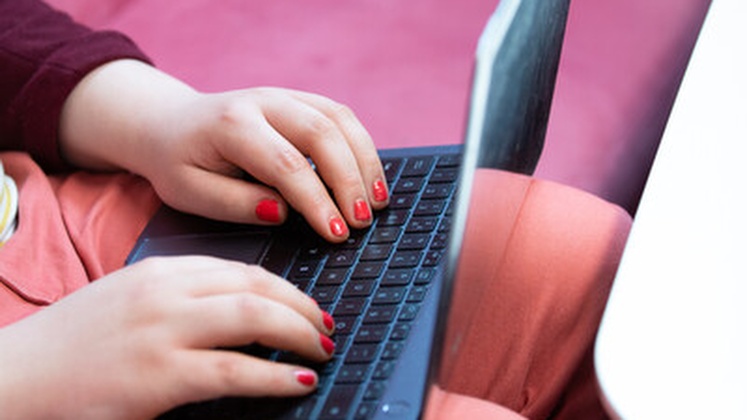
[126,0,569,418]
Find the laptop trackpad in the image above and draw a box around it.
[132,232,272,266]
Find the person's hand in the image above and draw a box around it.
[0,256,336,419]
[59,60,390,242]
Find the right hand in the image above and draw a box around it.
[0,256,335,419]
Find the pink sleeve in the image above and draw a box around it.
[0,0,151,171]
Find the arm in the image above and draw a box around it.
[0,0,150,170]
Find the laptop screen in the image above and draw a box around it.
[429,0,569,397]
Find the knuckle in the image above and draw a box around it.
[272,145,310,177]
[333,170,362,195]
[304,115,338,144]
[216,98,249,127]
[328,101,355,121]
[212,96,261,134]
[212,356,248,390]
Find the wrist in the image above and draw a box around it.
[59,59,199,175]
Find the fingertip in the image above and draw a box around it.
[255,198,283,224]
[294,370,318,388]
[371,179,390,208]
[329,216,349,239]
[321,310,335,333]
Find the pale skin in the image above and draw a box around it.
[0,59,390,418]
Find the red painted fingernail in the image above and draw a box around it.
[354,199,372,221]
[373,180,388,202]
[255,199,280,223]
[320,333,336,355]
[329,217,348,237]
[295,370,316,387]
[322,310,335,331]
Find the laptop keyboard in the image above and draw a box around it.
[160,152,461,420]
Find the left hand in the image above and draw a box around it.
[59,60,390,242]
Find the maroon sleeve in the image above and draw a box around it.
[0,0,152,171]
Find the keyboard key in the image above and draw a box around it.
[351,262,385,279]
[398,233,430,250]
[414,267,437,284]
[343,280,376,297]
[326,250,357,268]
[393,177,425,194]
[389,194,416,209]
[381,341,406,360]
[345,343,380,364]
[290,259,321,279]
[355,324,389,343]
[363,305,398,324]
[381,269,414,286]
[414,200,446,216]
[334,298,367,316]
[406,217,437,233]
[372,286,406,305]
[363,381,387,400]
[319,384,360,419]
[298,244,326,261]
[401,156,434,177]
[355,402,379,419]
[334,335,353,354]
[317,268,350,285]
[310,285,342,304]
[422,250,444,267]
[430,167,459,183]
[389,251,423,268]
[407,285,429,303]
[430,232,449,249]
[336,364,369,384]
[372,361,396,380]
[377,210,409,226]
[382,158,403,183]
[360,244,393,261]
[422,183,454,199]
[398,303,420,321]
[436,153,462,168]
[369,226,401,244]
[334,316,358,335]
[340,231,367,249]
[390,323,411,341]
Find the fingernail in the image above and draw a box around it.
[373,180,388,202]
[329,217,348,237]
[320,333,336,355]
[295,370,316,387]
[322,310,335,332]
[354,199,372,221]
[255,199,280,223]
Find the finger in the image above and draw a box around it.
[180,293,336,362]
[260,97,375,229]
[287,89,390,209]
[218,106,351,242]
[175,349,320,400]
[165,166,289,225]
[147,257,334,335]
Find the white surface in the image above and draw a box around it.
[595,0,747,418]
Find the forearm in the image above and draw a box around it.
[59,59,199,175]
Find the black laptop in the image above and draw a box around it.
[126,0,569,418]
